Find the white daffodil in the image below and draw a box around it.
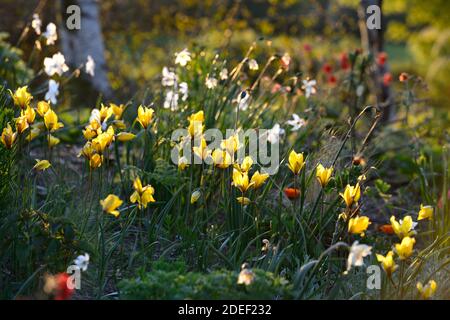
[74,253,90,272]
[43,22,57,45]
[85,55,95,77]
[219,68,228,80]
[161,67,177,87]
[302,79,317,98]
[179,82,188,101]
[163,90,179,111]
[31,14,42,35]
[346,241,372,273]
[237,90,250,111]
[248,59,259,71]
[44,52,69,76]
[175,48,191,67]
[45,80,59,105]
[266,123,285,144]
[286,114,306,131]
[205,76,218,89]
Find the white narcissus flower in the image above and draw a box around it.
[302,79,317,98]
[346,241,372,273]
[161,67,177,87]
[237,90,250,111]
[174,48,191,67]
[163,90,179,111]
[45,80,59,105]
[286,114,307,131]
[219,68,228,80]
[266,123,285,144]
[205,76,218,89]
[179,82,188,101]
[248,59,259,71]
[85,55,95,77]
[31,14,42,35]
[44,52,69,76]
[74,253,90,272]
[43,22,57,45]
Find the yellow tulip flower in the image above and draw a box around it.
[36,101,50,117]
[48,135,60,148]
[234,156,253,173]
[376,251,397,277]
[136,105,155,129]
[9,86,32,109]
[22,106,36,125]
[417,280,437,299]
[44,109,64,132]
[348,215,371,236]
[110,103,126,120]
[232,169,254,193]
[193,137,211,160]
[178,156,189,171]
[390,215,417,239]
[211,149,232,169]
[1,123,18,149]
[78,142,95,159]
[117,132,136,142]
[418,204,433,221]
[394,236,415,260]
[221,134,240,155]
[130,177,156,209]
[236,197,251,205]
[99,104,113,123]
[250,171,269,189]
[316,163,333,187]
[100,194,123,218]
[340,183,361,208]
[89,153,103,169]
[190,190,201,204]
[187,110,204,136]
[287,150,305,175]
[15,116,29,134]
[33,159,51,171]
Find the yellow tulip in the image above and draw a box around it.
[418,204,433,221]
[1,123,18,149]
[234,156,253,173]
[390,215,417,239]
[376,251,397,277]
[110,103,126,120]
[237,197,251,205]
[89,153,103,169]
[250,171,269,189]
[190,190,201,204]
[340,183,361,208]
[221,134,240,155]
[48,135,60,148]
[187,110,204,136]
[417,280,437,299]
[37,101,50,117]
[44,109,64,132]
[100,194,123,218]
[287,150,304,175]
[22,106,36,125]
[394,236,415,260]
[348,215,371,236]
[316,163,333,187]
[33,159,51,171]
[15,116,29,134]
[130,177,156,209]
[112,119,127,130]
[78,142,95,159]
[99,104,113,123]
[117,132,136,142]
[211,149,232,169]
[136,105,154,129]
[193,137,211,160]
[232,169,254,193]
[237,267,254,286]
[9,86,32,109]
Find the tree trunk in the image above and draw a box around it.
[358,0,393,123]
[59,0,112,97]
